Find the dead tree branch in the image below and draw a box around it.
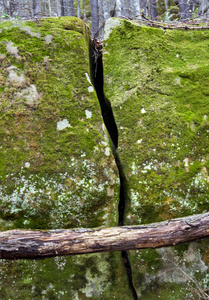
[1,212,209,259]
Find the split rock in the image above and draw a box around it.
[103,17,209,299]
[0,17,132,300]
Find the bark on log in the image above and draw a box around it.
[1,212,209,259]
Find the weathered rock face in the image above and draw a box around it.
[0,17,133,299]
[103,18,209,298]
[0,252,134,300]
[0,17,118,229]
[104,17,209,225]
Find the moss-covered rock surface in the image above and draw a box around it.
[103,18,209,298]
[0,17,119,229]
[0,17,132,299]
[104,18,209,225]
[0,251,134,300]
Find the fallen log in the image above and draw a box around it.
[1,212,209,259]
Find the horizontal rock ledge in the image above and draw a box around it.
[0,212,209,259]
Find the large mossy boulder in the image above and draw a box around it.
[103,18,209,298]
[0,17,119,229]
[0,17,133,299]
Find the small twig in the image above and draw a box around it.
[160,258,209,300]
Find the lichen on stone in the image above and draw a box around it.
[103,17,209,299]
[104,18,209,224]
[0,16,129,300]
[0,17,119,230]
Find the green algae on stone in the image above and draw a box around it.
[103,18,209,299]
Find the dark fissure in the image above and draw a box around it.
[90,39,138,300]
[89,39,118,150]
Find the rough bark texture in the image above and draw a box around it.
[1,212,209,259]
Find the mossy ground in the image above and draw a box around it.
[103,18,209,299]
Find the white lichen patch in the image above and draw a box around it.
[132,161,137,174]
[44,56,52,64]
[85,110,92,118]
[139,160,158,174]
[80,257,111,298]
[25,162,30,168]
[107,187,114,197]
[11,23,41,38]
[144,164,152,170]
[54,256,67,271]
[192,167,209,187]
[141,108,146,114]
[130,190,141,209]
[101,141,108,146]
[156,244,207,284]
[175,77,181,85]
[0,155,117,228]
[88,86,94,93]
[57,119,71,130]
[132,161,136,171]
[85,73,92,84]
[6,66,26,86]
[183,157,189,172]
[190,121,196,132]
[105,147,110,156]
[15,84,40,106]
[5,66,41,105]
[44,35,53,44]
[104,18,122,41]
[6,41,21,59]
[24,28,41,38]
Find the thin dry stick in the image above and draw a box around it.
[161,258,209,300]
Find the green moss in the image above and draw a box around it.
[0,17,119,230]
[103,18,209,299]
[104,19,209,223]
[0,252,133,300]
[0,17,125,300]
[129,241,209,299]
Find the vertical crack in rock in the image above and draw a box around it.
[90,39,138,300]
[89,38,118,151]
